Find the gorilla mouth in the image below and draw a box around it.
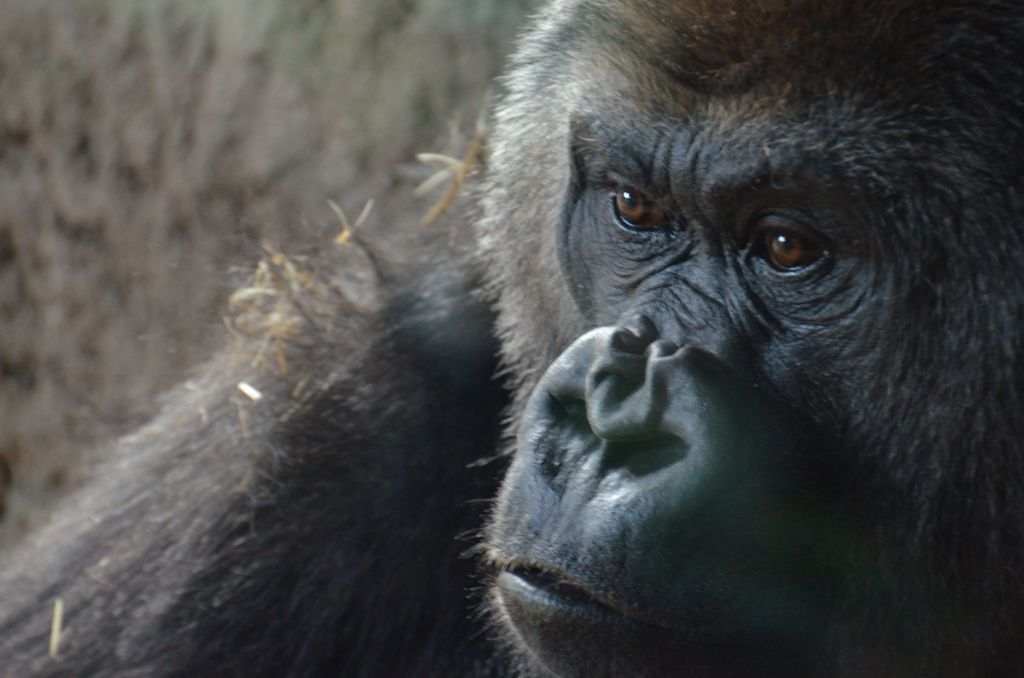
[496,564,659,629]
[494,563,743,677]
[496,560,821,677]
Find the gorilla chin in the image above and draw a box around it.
[496,567,713,678]
[494,567,812,678]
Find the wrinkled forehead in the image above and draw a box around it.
[554,0,1019,181]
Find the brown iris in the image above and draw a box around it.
[613,187,668,230]
[763,228,824,271]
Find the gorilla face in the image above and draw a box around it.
[490,117,859,676]
[481,1,1024,676]
[487,115,864,675]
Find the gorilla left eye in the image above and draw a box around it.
[612,187,669,230]
[761,226,825,271]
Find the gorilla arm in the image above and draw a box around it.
[0,258,508,677]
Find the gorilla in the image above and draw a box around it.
[2,1,1023,676]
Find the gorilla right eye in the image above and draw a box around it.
[612,187,669,231]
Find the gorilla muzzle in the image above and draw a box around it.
[491,320,835,672]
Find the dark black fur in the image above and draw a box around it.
[0,256,509,676]
[3,1,1024,676]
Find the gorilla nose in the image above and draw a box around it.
[545,319,708,446]
[584,325,680,441]
[521,319,763,509]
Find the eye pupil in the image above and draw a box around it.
[613,187,668,230]
[775,233,796,254]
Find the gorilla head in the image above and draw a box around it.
[480,1,1024,676]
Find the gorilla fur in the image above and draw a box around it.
[3,1,1024,677]
[0,245,507,676]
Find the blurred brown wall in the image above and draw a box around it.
[0,0,536,544]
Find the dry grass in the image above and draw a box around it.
[224,240,344,384]
[415,97,488,224]
[48,598,63,660]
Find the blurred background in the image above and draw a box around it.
[0,0,537,545]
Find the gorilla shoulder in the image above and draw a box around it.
[0,261,507,677]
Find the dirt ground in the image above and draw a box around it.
[0,0,535,546]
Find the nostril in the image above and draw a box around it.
[610,316,659,354]
[646,339,679,360]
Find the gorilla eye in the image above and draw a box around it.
[612,187,669,230]
[762,227,825,271]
